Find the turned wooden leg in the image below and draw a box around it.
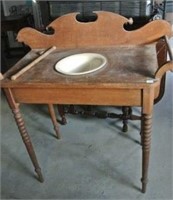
[57,105,67,125]
[12,108,44,182]
[4,89,44,182]
[48,104,61,139]
[141,113,152,193]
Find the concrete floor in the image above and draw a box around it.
[1,40,173,199]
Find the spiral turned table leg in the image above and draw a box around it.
[141,113,152,193]
[12,108,44,182]
[4,88,44,182]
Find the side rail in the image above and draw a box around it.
[155,36,173,78]
[154,35,173,103]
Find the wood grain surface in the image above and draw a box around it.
[2,45,159,88]
[17,11,172,49]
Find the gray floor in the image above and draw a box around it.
[1,42,173,199]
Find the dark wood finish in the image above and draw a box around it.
[122,106,132,132]
[57,105,67,125]
[1,12,173,193]
[61,105,139,132]
[62,105,141,121]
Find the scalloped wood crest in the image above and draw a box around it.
[17,11,172,49]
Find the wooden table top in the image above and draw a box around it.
[2,44,159,89]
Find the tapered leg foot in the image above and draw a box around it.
[35,167,44,182]
[48,104,61,139]
[141,178,147,193]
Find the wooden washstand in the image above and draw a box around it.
[1,11,173,193]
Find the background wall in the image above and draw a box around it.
[165,0,173,25]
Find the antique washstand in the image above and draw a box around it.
[1,11,173,193]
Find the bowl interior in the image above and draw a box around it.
[55,53,107,75]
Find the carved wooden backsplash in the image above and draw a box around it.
[17,11,172,49]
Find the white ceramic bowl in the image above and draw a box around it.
[55,53,107,75]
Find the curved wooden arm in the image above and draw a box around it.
[155,35,173,79]
[153,36,172,104]
[155,61,173,79]
[154,60,173,104]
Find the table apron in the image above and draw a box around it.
[12,88,142,106]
